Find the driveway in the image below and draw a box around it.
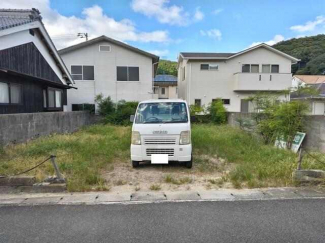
[1,199,325,242]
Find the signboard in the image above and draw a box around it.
[275,132,306,153]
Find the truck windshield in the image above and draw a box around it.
[135,102,188,124]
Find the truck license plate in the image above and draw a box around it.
[151,154,168,164]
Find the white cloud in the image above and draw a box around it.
[290,16,325,32]
[131,0,203,26]
[249,34,285,47]
[148,49,169,57]
[212,8,223,15]
[2,0,170,49]
[194,7,204,21]
[200,29,222,41]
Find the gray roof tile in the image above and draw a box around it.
[0,9,41,30]
[180,52,236,58]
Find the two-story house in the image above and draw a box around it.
[59,35,159,111]
[177,43,299,112]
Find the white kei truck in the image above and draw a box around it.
[130,99,192,168]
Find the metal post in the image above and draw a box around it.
[50,155,64,182]
[297,149,303,170]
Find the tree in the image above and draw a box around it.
[157,60,177,76]
[273,34,325,74]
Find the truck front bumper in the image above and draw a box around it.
[131,144,192,162]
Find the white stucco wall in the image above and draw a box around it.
[60,40,155,111]
[178,46,293,112]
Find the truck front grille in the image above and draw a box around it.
[144,138,176,145]
[146,148,174,157]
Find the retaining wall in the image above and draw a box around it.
[0,111,96,146]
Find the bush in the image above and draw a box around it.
[95,94,138,125]
[208,99,227,124]
[95,94,115,116]
[247,91,310,147]
[105,100,139,125]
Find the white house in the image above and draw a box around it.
[291,75,325,115]
[177,43,299,112]
[59,35,159,111]
[153,74,178,99]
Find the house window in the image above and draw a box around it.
[0,82,9,103]
[251,64,259,73]
[201,64,218,70]
[200,64,209,70]
[262,64,270,73]
[222,99,230,105]
[71,65,94,80]
[46,88,62,109]
[117,67,139,81]
[195,99,201,107]
[271,65,279,73]
[242,64,250,73]
[212,99,230,105]
[0,82,22,104]
[99,45,111,52]
[161,87,165,95]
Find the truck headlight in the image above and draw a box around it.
[131,131,141,145]
[180,131,191,145]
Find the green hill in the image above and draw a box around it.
[273,34,325,74]
[157,59,178,76]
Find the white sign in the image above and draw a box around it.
[275,132,306,153]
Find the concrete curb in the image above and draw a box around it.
[1,187,325,206]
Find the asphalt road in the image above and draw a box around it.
[0,199,325,243]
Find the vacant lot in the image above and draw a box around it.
[0,124,324,192]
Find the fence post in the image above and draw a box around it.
[50,155,65,182]
[297,149,303,170]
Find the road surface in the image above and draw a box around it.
[0,199,325,242]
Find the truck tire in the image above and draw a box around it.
[132,160,139,168]
[185,156,193,169]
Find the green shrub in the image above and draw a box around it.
[105,100,139,125]
[207,99,227,124]
[95,94,115,116]
[95,95,138,125]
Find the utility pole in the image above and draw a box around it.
[77,33,88,41]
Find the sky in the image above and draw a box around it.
[3,0,325,60]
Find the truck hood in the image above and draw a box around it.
[132,123,190,135]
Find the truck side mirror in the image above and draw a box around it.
[130,115,135,123]
[190,116,196,122]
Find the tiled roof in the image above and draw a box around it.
[0,9,41,30]
[180,52,236,58]
[154,74,177,82]
[294,75,325,84]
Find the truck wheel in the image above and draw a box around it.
[132,160,139,168]
[185,157,192,169]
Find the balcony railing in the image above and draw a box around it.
[233,72,292,91]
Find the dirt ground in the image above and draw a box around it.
[102,155,236,193]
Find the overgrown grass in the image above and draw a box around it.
[0,125,131,191]
[192,124,299,188]
[1,123,324,191]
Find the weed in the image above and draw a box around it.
[150,184,161,191]
[164,174,193,185]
